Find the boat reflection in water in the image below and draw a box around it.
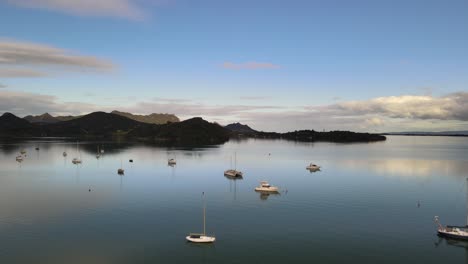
[257,191,280,201]
[435,237,468,263]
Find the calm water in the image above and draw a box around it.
[1,136,468,263]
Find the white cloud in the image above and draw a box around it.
[6,0,152,20]
[0,39,115,78]
[222,61,280,70]
[327,93,468,121]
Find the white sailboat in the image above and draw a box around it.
[435,178,468,240]
[186,192,216,243]
[72,142,82,164]
[224,152,243,178]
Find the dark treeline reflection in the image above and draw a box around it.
[0,137,223,156]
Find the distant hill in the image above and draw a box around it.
[43,111,143,137]
[112,110,179,124]
[0,112,37,136]
[225,122,257,134]
[128,117,229,144]
[55,115,81,122]
[1,111,229,145]
[24,113,60,124]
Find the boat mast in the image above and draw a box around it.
[203,192,206,235]
[466,178,468,227]
[234,152,237,171]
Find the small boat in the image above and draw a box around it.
[16,155,23,162]
[224,169,243,178]
[118,160,124,175]
[435,216,468,240]
[63,151,67,157]
[129,159,133,163]
[100,148,104,154]
[72,142,82,164]
[20,149,26,155]
[254,181,279,193]
[435,178,468,241]
[96,146,101,159]
[35,147,39,151]
[306,163,321,171]
[168,158,176,166]
[224,152,243,178]
[186,192,216,243]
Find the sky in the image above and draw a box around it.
[0,0,467,132]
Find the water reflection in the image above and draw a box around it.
[435,238,468,263]
[256,191,280,201]
[338,159,468,178]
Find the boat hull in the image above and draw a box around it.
[255,187,279,193]
[224,170,242,178]
[186,235,216,243]
[438,226,468,241]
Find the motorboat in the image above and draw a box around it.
[435,178,468,241]
[16,155,23,162]
[63,151,67,157]
[20,149,26,155]
[186,192,216,243]
[254,181,279,193]
[306,163,320,171]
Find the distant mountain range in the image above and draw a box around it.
[1,112,387,144]
[1,112,227,145]
[23,111,179,125]
[111,110,179,124]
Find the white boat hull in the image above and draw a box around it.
[186,235,216,243]
[255,187,279,192]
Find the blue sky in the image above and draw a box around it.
[0,0,467,132]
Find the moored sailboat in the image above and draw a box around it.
[186,192,216,243]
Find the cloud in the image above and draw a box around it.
[6,0,150,20]
[0,68,48,77]
[0,39,115,78]
[326,93,468,121]
[239,96,272,100]
[0,90,98,116]
[222,61,280,70]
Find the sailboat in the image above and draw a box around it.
[96,146,101,159]
[72,142,82,164]
[186,192,216,243]
[117,160,124,175]
[224,152,243,178]
[435,178,468,240]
